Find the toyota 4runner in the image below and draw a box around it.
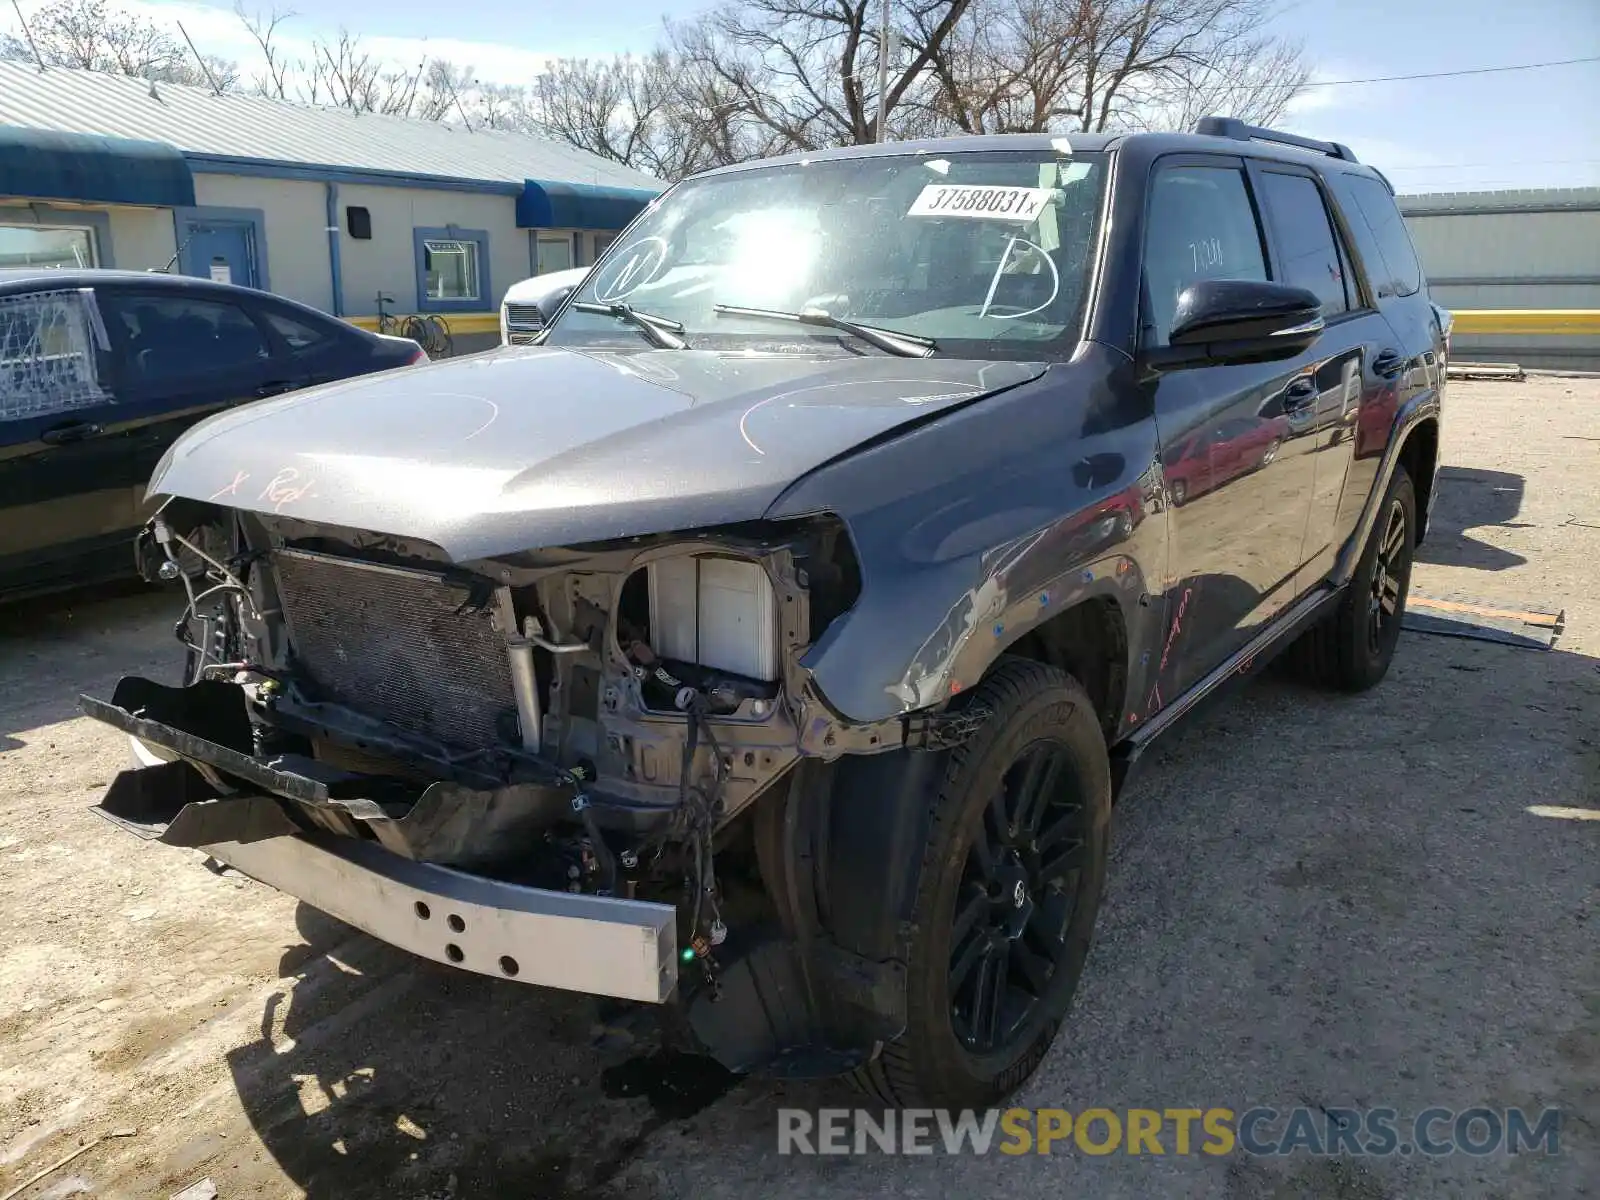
[85,117,1444,1109]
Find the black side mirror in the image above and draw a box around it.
[1148,279,1324,370]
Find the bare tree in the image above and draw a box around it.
[523,0,1307,180]
[918,0,1307,136]
[1065,0,1306,132]
[235,4,296,98]
[412,59,477,122]
[668,0,975,150]
[3,0,238,86]
[919,0,1091,133]
[1120,34,1309,131]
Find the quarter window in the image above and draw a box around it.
[1258,172,1351,316]
[260,308,331,352]
[1143,165,1269,346]
[0,289,111,420]
[1337,175,1423,298]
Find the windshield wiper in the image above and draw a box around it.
[713,304,936,358]
[572,301,688,350]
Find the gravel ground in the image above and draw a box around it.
[1,376,1596,1200]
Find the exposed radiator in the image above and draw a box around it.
[272,550,518,752]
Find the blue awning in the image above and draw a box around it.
[517,179,661,231]
[0,126,195,208]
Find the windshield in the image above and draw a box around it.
[544,149,1108,359]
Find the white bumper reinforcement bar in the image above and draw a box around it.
[202,829,680,1003]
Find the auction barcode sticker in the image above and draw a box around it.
[907,184,1053,222]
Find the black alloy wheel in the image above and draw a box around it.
[1368,495,1411,656]
[850,658,1111,1109]
[949,740,1087,1054]
[1288,463,1416,692]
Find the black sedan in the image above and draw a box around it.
[0,269,424,602]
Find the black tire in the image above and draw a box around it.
[1291,464,1416,691]
[851,658,1111,1109]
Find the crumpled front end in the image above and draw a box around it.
[84,497,879,1007]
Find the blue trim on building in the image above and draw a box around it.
[324,182,344,317]
[413,226,491,314]
[172,205,271,292]
[517,180,660,231]
[184,154,524,196]
[1,126,195,207]
[0,203,115,267]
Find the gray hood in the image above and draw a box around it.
[150,345,1045,561]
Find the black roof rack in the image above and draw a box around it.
[1192,116,1359,163]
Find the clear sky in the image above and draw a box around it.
[20,0,1600,192]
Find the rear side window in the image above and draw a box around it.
[105,294,270,382]
[0,289,112,421]
[1257,172,1352,316]
[260,307,332,353]
[1143,165,1269,345]
[1333,175,1422,298]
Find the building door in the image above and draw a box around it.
[180,218,259,289]
[536,233,574,275]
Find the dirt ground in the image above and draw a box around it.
[1,376,1596,1200]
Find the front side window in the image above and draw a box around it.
[0,225,96,270]
[1258,172,1351,316]
[1142,165,1269,345]
[423,239,481,301]
[104,294,270,382]
[546,150,1109,359]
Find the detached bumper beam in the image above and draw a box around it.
[202,822,678,1003]
[91,776,679,1003]
[82,679,680,1004]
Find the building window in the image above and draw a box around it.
[424,239,480,300]
[0,225,97,270]
[413,227,490,313]
[537,233,574,275]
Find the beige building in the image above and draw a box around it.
[0,62,661,338]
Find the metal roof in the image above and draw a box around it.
[1400,187,1600,216]
[0,61,660,192]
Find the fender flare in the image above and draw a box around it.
[1332,391,1441,587]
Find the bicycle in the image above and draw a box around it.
[374,292,401,337]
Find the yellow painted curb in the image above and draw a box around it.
[1449,310,1600,336]
[345,312,501,336]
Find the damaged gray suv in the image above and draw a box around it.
[86,119,1445,1108]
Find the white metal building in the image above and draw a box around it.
[0,62,661,326]
[1400,187,1600,369]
